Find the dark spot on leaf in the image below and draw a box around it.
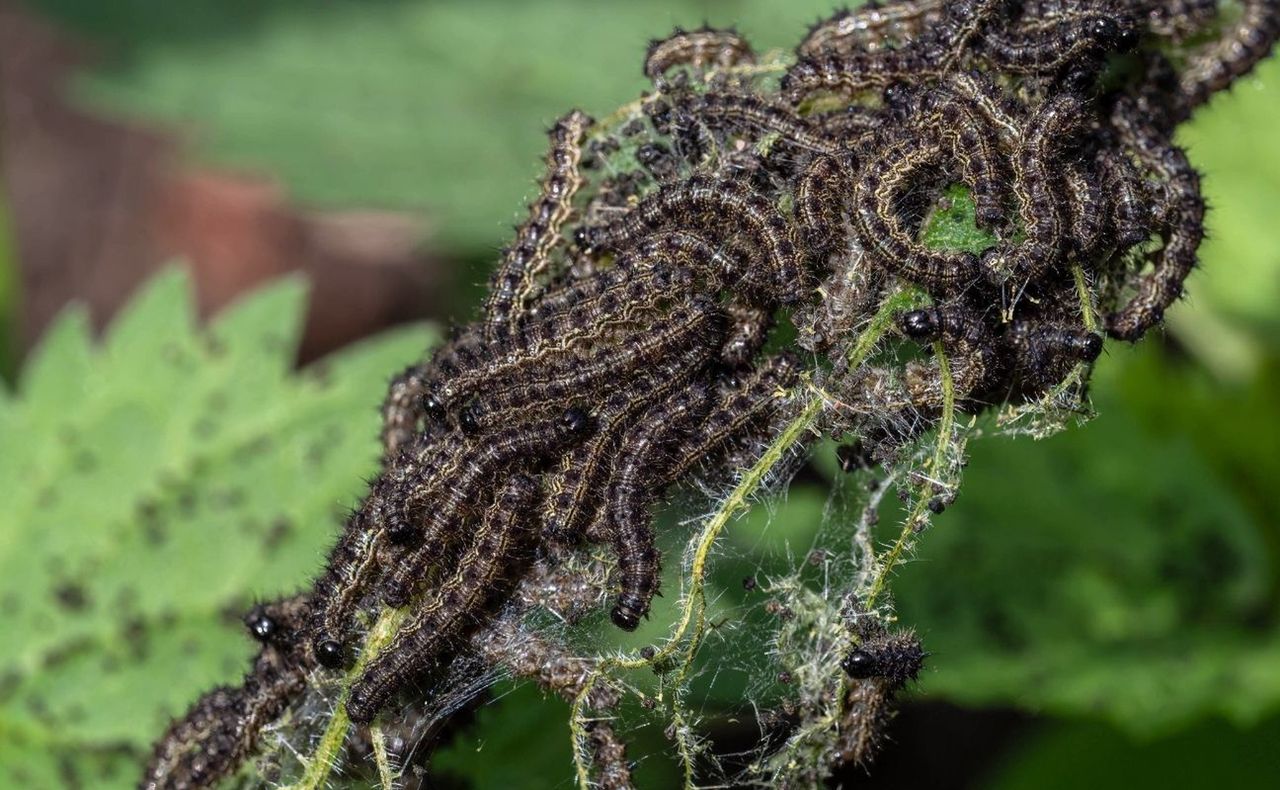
[1195,531,1242,586]
[143,519,167,546]
[36,487,58,507]
[305,441,329,467]
[26,695,52,722]
[136,499,161,522]
[193,417,219,439]
[57,755,82,790]
[305,425,345,467]
[212,488,246,510]
[310,361,333,387]
[261,332,286,353]
[264,517,295,552]
[41,638,97,672]
[979,606,1026,652]
[122,618,150,661]
[114,588,140,616]
[54,583,90,612]
[218,657,239,676]
[243,435,273,457]
[161,342,196,371]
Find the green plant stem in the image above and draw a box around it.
[371,723,397,790]
[672,706,697,789]
[569,289,914,788]
[1073,263,1099,332]
[292,288,919,790]
[283,607,407,790]
[864,338,957,610]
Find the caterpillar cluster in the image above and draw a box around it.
[142,557,625,789]
[143,2,1277,787]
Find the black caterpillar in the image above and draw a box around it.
[143,2,1278,787]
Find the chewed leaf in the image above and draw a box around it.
[923,184,999,256]
[0,268,436,786]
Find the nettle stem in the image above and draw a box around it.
[864,338,957,611]
[569,288,916,788]
[283,608,406,790]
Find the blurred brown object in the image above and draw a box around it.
[0,0,451,365]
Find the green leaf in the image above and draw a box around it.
[433,683,577,789]
[0,268,436,786]
[434,682,683,790]
[1177,56,1280,339]
[31,0,845,251]
[890,342,1280,735]
[923,184,999,255]
[987,715,1280,790]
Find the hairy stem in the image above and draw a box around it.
[570,289,914,788]
[283,607,407,790]
[864,338,957,610]
[1073,263,1099,332]
[371,723,396,790]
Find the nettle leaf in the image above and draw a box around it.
[433,684,685,790]
[0,269,435,787]
[988,715,1280,790]
[36,0,846,251]
[1177,56,1280,335]
[432,683,577,788]
[923,184,999,255]
[890,344,1280,734]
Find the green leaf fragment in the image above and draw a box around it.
[922,184,999,256]
[0,268,436,786]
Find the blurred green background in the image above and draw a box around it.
[0,0,1278,787]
